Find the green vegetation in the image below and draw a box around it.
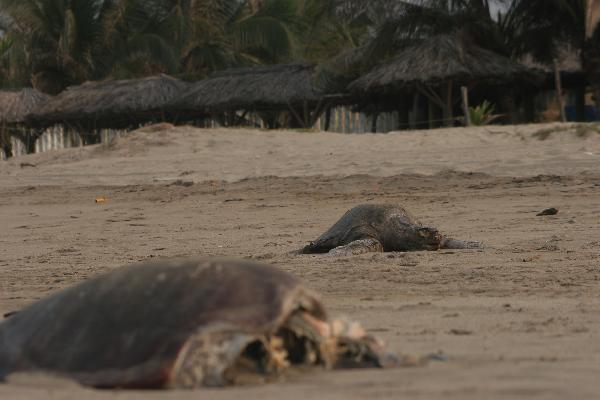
[0,1,597,96]
[0,0,598,142]
[532,123,600,140]
[468,100,497,126]
[0,0,371,91]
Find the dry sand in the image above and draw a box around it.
[1,122,600,399]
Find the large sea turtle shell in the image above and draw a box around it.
[302,204,482,255]
[0,258,396,388]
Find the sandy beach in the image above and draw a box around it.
[1,122,600,399]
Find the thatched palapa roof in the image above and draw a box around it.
[349,34,536,93]
[172,62,324,113]
[0,88,51,125]
[27,74,190,129]
[519,46,586,89]
[521,46,582,75]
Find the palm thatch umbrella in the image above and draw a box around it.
[27,74,190,132]
[0,88,51,124]
[349,34,537,127]
[171,62,328,128]
[0,88,52,156]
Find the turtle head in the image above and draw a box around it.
[301,241,327,254]
[416,227,442,250]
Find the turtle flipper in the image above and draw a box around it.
[440,238,483,249]
[2,311,18,319]
[328,239,383,256]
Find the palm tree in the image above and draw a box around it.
[93,0,180,79]
[176,0,300,79]
[361,1,504,62]
[0,0,186,92]
[0,0,333,90]
[0,0,116,93]
[501,0,600,116]
[317,0,508,86]
[292,0,369,62]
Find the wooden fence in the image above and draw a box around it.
[317,106,403,133]
[3,126,127,159]
[0,107,405,160]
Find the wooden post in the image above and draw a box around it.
[554,59,567,123]
[371,111,379,133]
[324,107,331,131]
[287,102,305,128]
[427,98,435,129]
[397,97,407,130]
[410,91,419,129]
[461,86,472,126]
[344,106,351,133]
[443,80,454,127]
[302,100,309,128]
[334,107,339,131]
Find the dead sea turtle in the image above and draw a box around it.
[302,204,482,255]
[0,258,404,389]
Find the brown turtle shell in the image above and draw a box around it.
[302,204,443,253]
[0,258,326,388]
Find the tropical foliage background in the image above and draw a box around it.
[0,0,598,97]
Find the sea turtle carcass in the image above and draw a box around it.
[0,258,403,388]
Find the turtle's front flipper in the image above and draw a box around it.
[3,311,18,319]
[328,239,383,256]
[440,237,483,249]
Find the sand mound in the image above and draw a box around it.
[1,123,181,168]
[1,123,600,187]
[98,123,178,156]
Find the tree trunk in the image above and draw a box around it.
[553,59,567,122]
[461,86,472,126]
